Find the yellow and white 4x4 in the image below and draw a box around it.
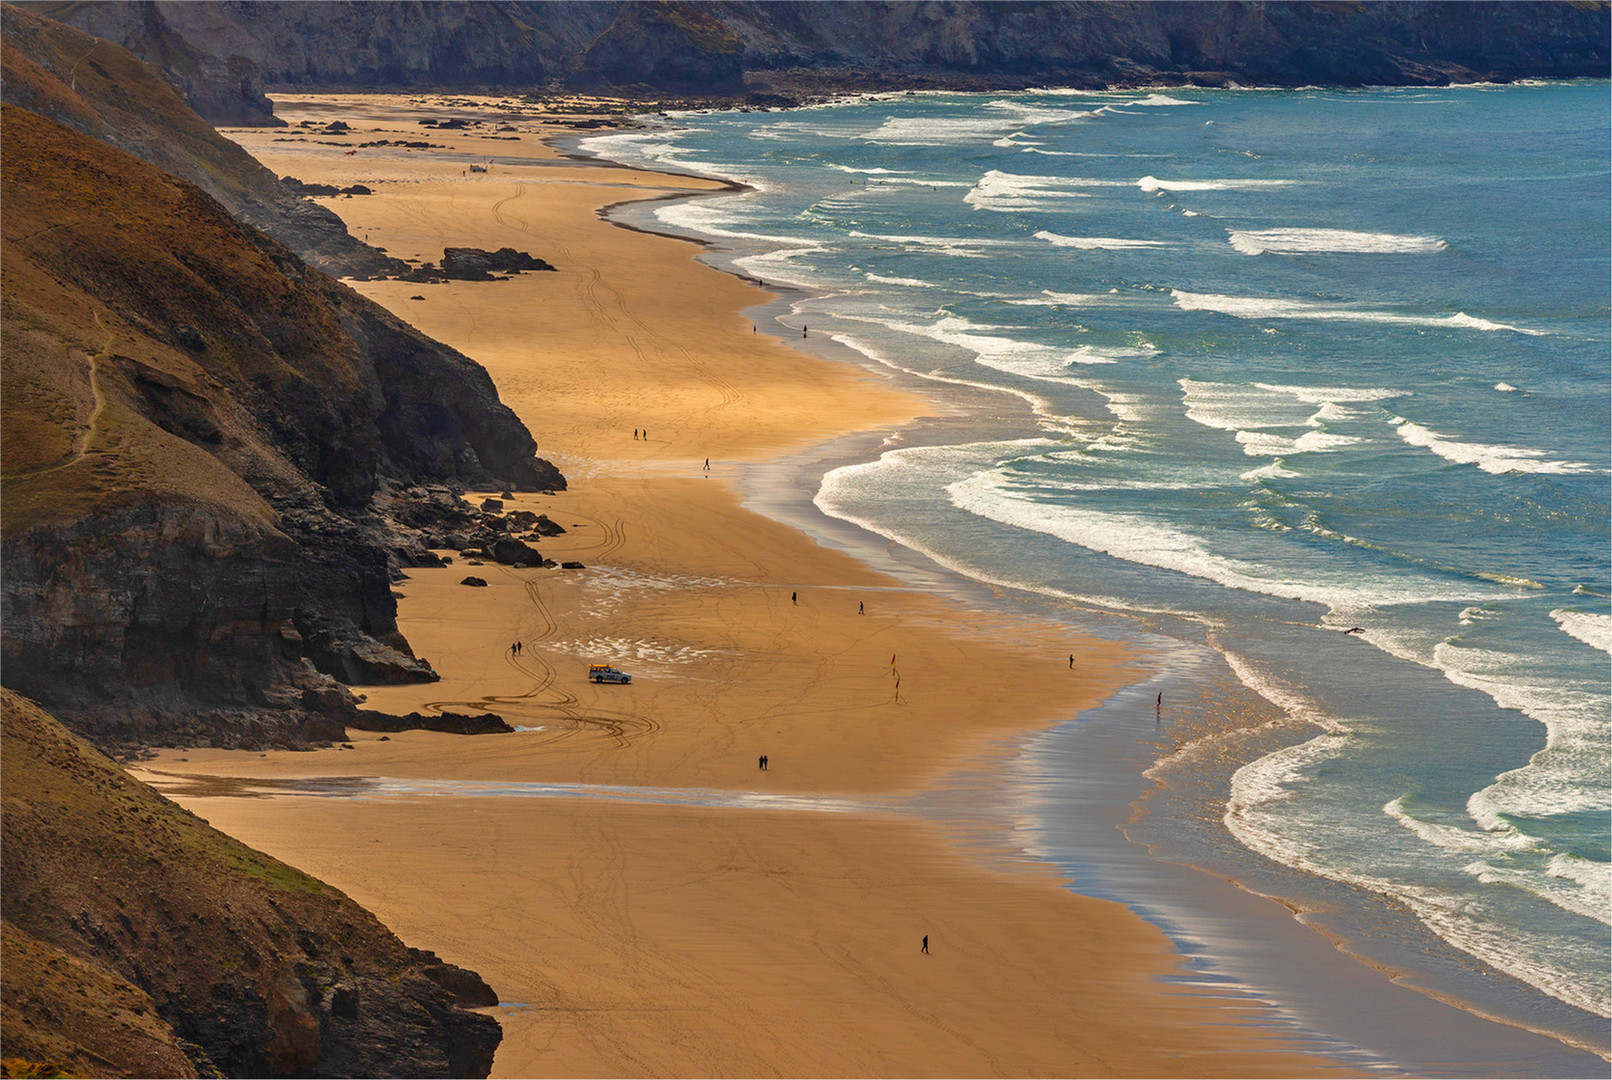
[588,664,632,684]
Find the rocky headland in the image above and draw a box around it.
[1,56,563,753]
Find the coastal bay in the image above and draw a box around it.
[138,94,1346,1078]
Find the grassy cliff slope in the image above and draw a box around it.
[0,690,501,1077]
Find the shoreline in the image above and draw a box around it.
[132,91,1580,1076]
[577,102,1611,1070]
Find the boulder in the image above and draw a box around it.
[491,537,541,566]
[460,576,487,587]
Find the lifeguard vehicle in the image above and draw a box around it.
[588,663,632,684]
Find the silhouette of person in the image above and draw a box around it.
[1156,691,1163,711]
[1069,654,1074,669]
[791,591,797,605]
[859,601,864,615]
[515,641,523,655]
[759,754,765,770]
[704,458,710,470]
[802,325,808,338]
[921,935,929,954]
[633,428,639,440]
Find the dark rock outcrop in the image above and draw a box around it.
[443,246,557,279]
[1,103,561,749]
[348,709,514,735]
[0,691,502,1078]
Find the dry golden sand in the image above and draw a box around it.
[140,94,1349,1077]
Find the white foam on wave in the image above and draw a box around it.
[863,272,937,289]
[1236,429,1363,457]
[860,104,1092,146]
[1227,228,1448,255]
[1121,93,1203,107]
[870,313,1121,383]
[847,230,1011,259]
[654,200,816,246]
[964,170,1120,212]
[1171,289,1547,336]
[731,247,836,290]
[1446,312,1545,335]
[825,164,910,174]
[860,116,1022,145]
[1392,418,1604,476]
[1551,609,1612,654]
[999,289,1129,309]
[1226,649,1611,1018]
[1468,855,1612,927]
[1233,746,1612,1018]
[1241,460,1301,481]
[1179,379,1390,458]
[1495,382,1520,392]
[1383,796,1541,855]
[825,328,1079,434]
[1034,230,1168,250]
[1138,175,1296,193]
[946,468,1488,610]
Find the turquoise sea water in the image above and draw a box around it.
[582,83,1610,1059]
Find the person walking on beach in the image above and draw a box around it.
[791,591,797,605]
[1069,654,1075,669]
[759,754,765,770]
[859,600,864,615]
[921,935,929,954]
[704,458,710,471]
[633,428,639,440]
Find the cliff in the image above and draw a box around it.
[1,2,397,279]
[25,0,1610,102]
[1,100,561,749]
[0,690,502,1077]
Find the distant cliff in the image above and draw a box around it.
[25,0,1612,104]
[1,98,561,750]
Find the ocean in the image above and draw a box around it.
[580,82,1611,1066]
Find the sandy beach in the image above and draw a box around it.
[138,93,1350,1077]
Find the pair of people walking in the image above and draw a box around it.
[758,754,769,770]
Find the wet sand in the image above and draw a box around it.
[139,93,1351,1077]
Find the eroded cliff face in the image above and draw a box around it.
[23,0,282,125]
[1,102,561,749]
[27,0,1611,100]
[0,691,503,1078]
